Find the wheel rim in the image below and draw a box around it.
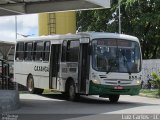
[28,77,33,92]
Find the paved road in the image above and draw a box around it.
[6,93,160,120]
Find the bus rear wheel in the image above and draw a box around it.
[27,75,35,94]
[27,75,43,94]
[109,95,120,103]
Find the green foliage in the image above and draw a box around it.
[76,0,160,59]
[76,9,110,32]
[121,0,160,59]
[151,72,160,96]
[140,89,159,98]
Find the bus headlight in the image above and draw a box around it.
[136,80,141,84]
[92,79,101,84]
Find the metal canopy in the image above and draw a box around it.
[0,40,15,59]
[0,0,110,16]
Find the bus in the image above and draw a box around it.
[14,32,142,102]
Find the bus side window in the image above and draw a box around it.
[43,41,50,61]
[34,41,44,61]
[24,42,33,61]
[16,42,24,61]
[61,40,67,62]
[66,40,79,62]
[66,41,71,62]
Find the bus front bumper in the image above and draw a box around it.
[89,81,141,96]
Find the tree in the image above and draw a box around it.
[76,9,110,32]
[122,0,160,59]
[76,0,160,59]
[151,72,160,96]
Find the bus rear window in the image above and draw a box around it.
[16,42,24,60]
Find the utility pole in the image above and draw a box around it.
[15,15,18,91]
[118,0,121,34]
[15,16,17,39]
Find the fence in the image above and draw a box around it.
[0,59,15,90]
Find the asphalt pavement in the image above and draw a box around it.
[3,93,160,120]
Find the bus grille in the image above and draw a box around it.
[103,79,131,85]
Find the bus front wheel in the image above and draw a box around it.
[109,95,120,103]
[68,82,79,101]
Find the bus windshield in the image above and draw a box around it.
[92,38,141,73]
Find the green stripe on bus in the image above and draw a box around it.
[89,81,141,95]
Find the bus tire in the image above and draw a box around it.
[68,81,79,101]
[27,75,35,94]
[27,75,44,94]
[109,95,120,103]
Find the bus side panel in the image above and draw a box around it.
[33,76,49,89]
[59,62,78,92]
[14,61,50,89]
[14,73,28,87]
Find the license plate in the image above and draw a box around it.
[114,86,124,90]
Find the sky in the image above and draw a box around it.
[0,14,38,41]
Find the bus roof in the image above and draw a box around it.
[15,34,81,42]
[15,32,139,43]
[77,32,140,42]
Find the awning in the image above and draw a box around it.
[0,0,110,16]
[0,40,15,59]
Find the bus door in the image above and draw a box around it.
[78,42,90,93]
[50,44,61,89]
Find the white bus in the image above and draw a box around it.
[14,32,142,102]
